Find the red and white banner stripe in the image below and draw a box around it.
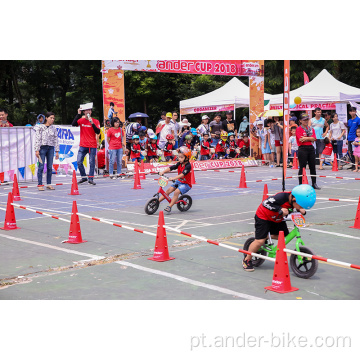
[11,203,70,223]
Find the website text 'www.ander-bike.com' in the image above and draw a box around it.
[190,332,351,350]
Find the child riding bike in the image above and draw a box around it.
[158,146,192,214]
[242,184,316,272]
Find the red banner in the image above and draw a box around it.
[102,60,263,77]
[270,103,336,111]
[283,61,290,180]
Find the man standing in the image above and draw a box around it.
[0,108,14,127]
[172,111,181,148]
[311,107,329,165]
[156,112,175,149]
[346,107,360,170]
[323,111,332,127]
[222,111,237,137]
[72,103,100,185]
[209,113,224,147]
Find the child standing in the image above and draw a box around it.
[288,126,298,167]
[352,127,360,172]
[319,137,333,170]
[107,117,124,179]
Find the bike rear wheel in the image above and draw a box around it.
[145,198,160,215]
[290,246,318,279]
[243,237,267,267]
[176,195,192,212]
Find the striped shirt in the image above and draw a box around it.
[34,124,59,152]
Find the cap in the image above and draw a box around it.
[290,116,297,122]
[299,113,309,120]
[243,116,248,120]
[202,115,210,120]
[166,112,172,118]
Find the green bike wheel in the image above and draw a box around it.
[290,246,318,279]
[243,237,267,267]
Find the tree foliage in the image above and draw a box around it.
[1,60,360,127]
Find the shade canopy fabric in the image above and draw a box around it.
[267,69,360,104]
[180,77,270,114]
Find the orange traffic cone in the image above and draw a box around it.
[301,167,308,185]
[148,211,175,262]
[12,174,22,201]
[262,184,268,202]
[239,164,247,188]
[332,153,338,172]
[68,170,80,195]
[63,201,86,244]
[139,160,146,180]
[0,192,20,230]
[132,160,142,189]
[350,196,360,229]
[291,152,298,170]
[190,161,196,185]
[264,231,299,294]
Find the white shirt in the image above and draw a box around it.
[330,121,346,140]
[158,120,175,143]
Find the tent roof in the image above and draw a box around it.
[180,77,270,110]
[266,69,360,104]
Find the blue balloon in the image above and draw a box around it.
[290,103,296,109]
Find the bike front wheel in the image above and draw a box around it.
[290,246,318,279]
[145,198,160,215]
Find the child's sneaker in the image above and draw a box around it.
[242,258,254,272]
[164,206,172,214]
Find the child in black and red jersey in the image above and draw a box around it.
[242,184,316,272]
[147,134,161,163]
[164,134,176,162]
[130,135,144,162]
[215,131,229,159]
[200,132,212,160]
[227,132,239,158]
[158,146,193,214]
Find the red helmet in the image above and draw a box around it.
[178,146,191,159]
[166,134,174,140]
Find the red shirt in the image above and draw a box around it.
[169,162,192,188]
[215,140,227,153]
[237,139,249,148]
[77,118,100,148]
[0,121,13,127]
[97,149,105,168]
[164,142,174,157]
[147,142,158,156]
[200,140,211,155]
[256,192,292,223]
[322,143,333,156]
[131,142,141,159]
[107,127,124,150]
[296,126,316,147]
[228,140,237,152]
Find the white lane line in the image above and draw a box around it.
[302,228,360,240]
[0,233,104,260]
[116,260,265,300]
[174,220,189,230]
[182,218,254,230]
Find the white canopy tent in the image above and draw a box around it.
[266,69,360,105]
[180,77,272,116]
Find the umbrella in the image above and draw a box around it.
[128,112,149,119]
[259,109,283,117]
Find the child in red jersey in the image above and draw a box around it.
[242,184,316,272]
[200,132,212,160]
[147,135,161,163]
[227,132,239,158]
[130,135,144,162]
[215,131,228,159]
[319,137,333,170]
[158,146,192,214]
[164,134,176,161]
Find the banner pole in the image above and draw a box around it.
[282,60,290,191]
